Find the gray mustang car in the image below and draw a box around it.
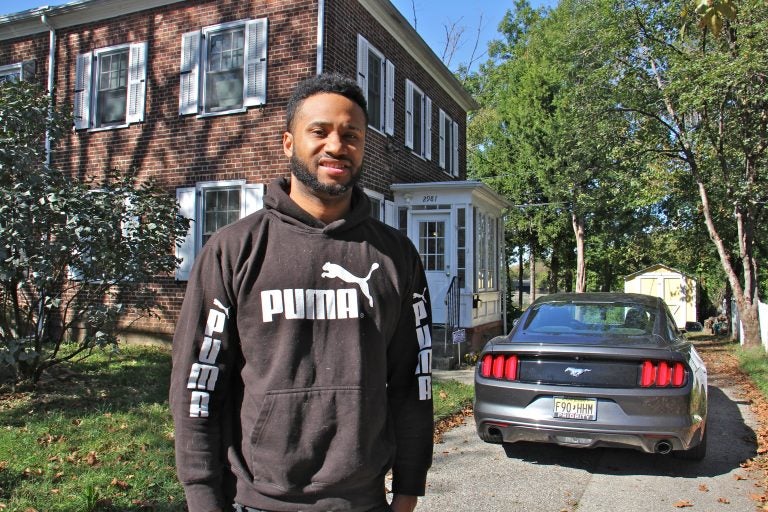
[474,292,708,460]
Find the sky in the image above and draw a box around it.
[1,0,556,72]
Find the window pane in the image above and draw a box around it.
[368,52,382,129]
[206,28,245,112]
[413,90,423,155]
[97,50,128,126]
[202,187,241,246]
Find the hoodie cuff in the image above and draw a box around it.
[183,482,224,512]
[391,464,428,496]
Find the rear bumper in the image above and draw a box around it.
[474,379,706,453]
[475,418,703,453]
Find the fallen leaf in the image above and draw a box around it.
[699,484,709,492]
[673,500,693,508]
[85,451,99,466]
[734,474,746,481]
[717,497,730,504]
[111,478,130,490]
[439,390,448,399]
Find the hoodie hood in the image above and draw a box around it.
[264,177,373,234]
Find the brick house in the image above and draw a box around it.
[0,0,509,354]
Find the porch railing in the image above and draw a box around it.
[443,276,462,362]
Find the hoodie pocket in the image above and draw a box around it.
[248,386,392,493]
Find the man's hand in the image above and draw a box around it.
[390,494,418,512]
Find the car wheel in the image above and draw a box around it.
[673,426,707,461]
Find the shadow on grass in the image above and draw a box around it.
[0,346,172,427]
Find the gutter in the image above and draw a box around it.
[41,11,56,167]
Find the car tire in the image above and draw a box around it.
[673,426,707,461]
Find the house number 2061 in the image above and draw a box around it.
[423,195,438,203]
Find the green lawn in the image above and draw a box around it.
[0,345,472,511]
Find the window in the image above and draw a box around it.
[74,43,147,130]
[356,35,394,135]
[0,60,34,83]
[175,181,264,280]
[439,109,459,176]
[180,19,267,116]
[475,210,498,291]
[364,189,396,226]
[456,207,466,289]
[405,80,431,159]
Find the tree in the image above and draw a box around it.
[0,81,189,385]
[610,0,768,346]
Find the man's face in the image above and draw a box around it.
[282,92,366,197]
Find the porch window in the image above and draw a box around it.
[405,80,431,159]
[475,210,498,291]
[357,34,394,135]
[175,181,264,280]
[179,19,268,116]
[439,109,459,176]
[74,43,147,130]
[457,207,466,288]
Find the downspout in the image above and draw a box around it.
[316,0,324,74]
[41,12,56,167]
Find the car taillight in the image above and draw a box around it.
[480,354,518,381]
[640,360,686,387]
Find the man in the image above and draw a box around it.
[170,73,434,512]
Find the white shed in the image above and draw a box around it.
[623,264,697,329]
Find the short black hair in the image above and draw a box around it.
[285,72,368,132]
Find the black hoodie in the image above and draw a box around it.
[170,178,434,512]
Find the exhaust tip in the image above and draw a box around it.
[655,440,673,454]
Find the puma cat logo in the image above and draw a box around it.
[413,287,428,302]
[322,262,380,307]
[213,298,230,318]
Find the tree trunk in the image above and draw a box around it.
[517,245,524,309]
[530,246,536,304]
[695,179,762,347]
[549,252,560,293]
[572,212,586,293]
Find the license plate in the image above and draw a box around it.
[553,397,597,421]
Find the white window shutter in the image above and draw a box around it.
[73,52,92,130]
[424,96,432,160]
[438,110,446,169]
[176,187,197,281]
[244,18,268,107]
[243,183,265,216]
[452,121,459,176]
[126,42,148,124]
[384,199,396,228]
[356,35,368,101]
[404,81,413,149]
[179,30,201,116]
[385,60,395,135]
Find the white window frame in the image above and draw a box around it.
[405,79,431,160]
[439,109,459,177]
[175,180,264,280]
[179,18,268,117]
[74,42,147,131]
[356,34,394,136]
[0,60,34,83]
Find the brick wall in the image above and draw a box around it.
[1,0,470,341]
[324,0,467,192]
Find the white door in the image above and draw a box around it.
[414,213,451,324]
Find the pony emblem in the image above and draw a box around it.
[321,262,379,307]
[565,367,591,377]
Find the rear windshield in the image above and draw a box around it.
[522,302,657,336]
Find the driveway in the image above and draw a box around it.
[422,364,762,511]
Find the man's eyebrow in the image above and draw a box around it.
[305,120,364,132]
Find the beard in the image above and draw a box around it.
[290,154,361,197]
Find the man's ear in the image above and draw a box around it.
[282,131,294,158]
